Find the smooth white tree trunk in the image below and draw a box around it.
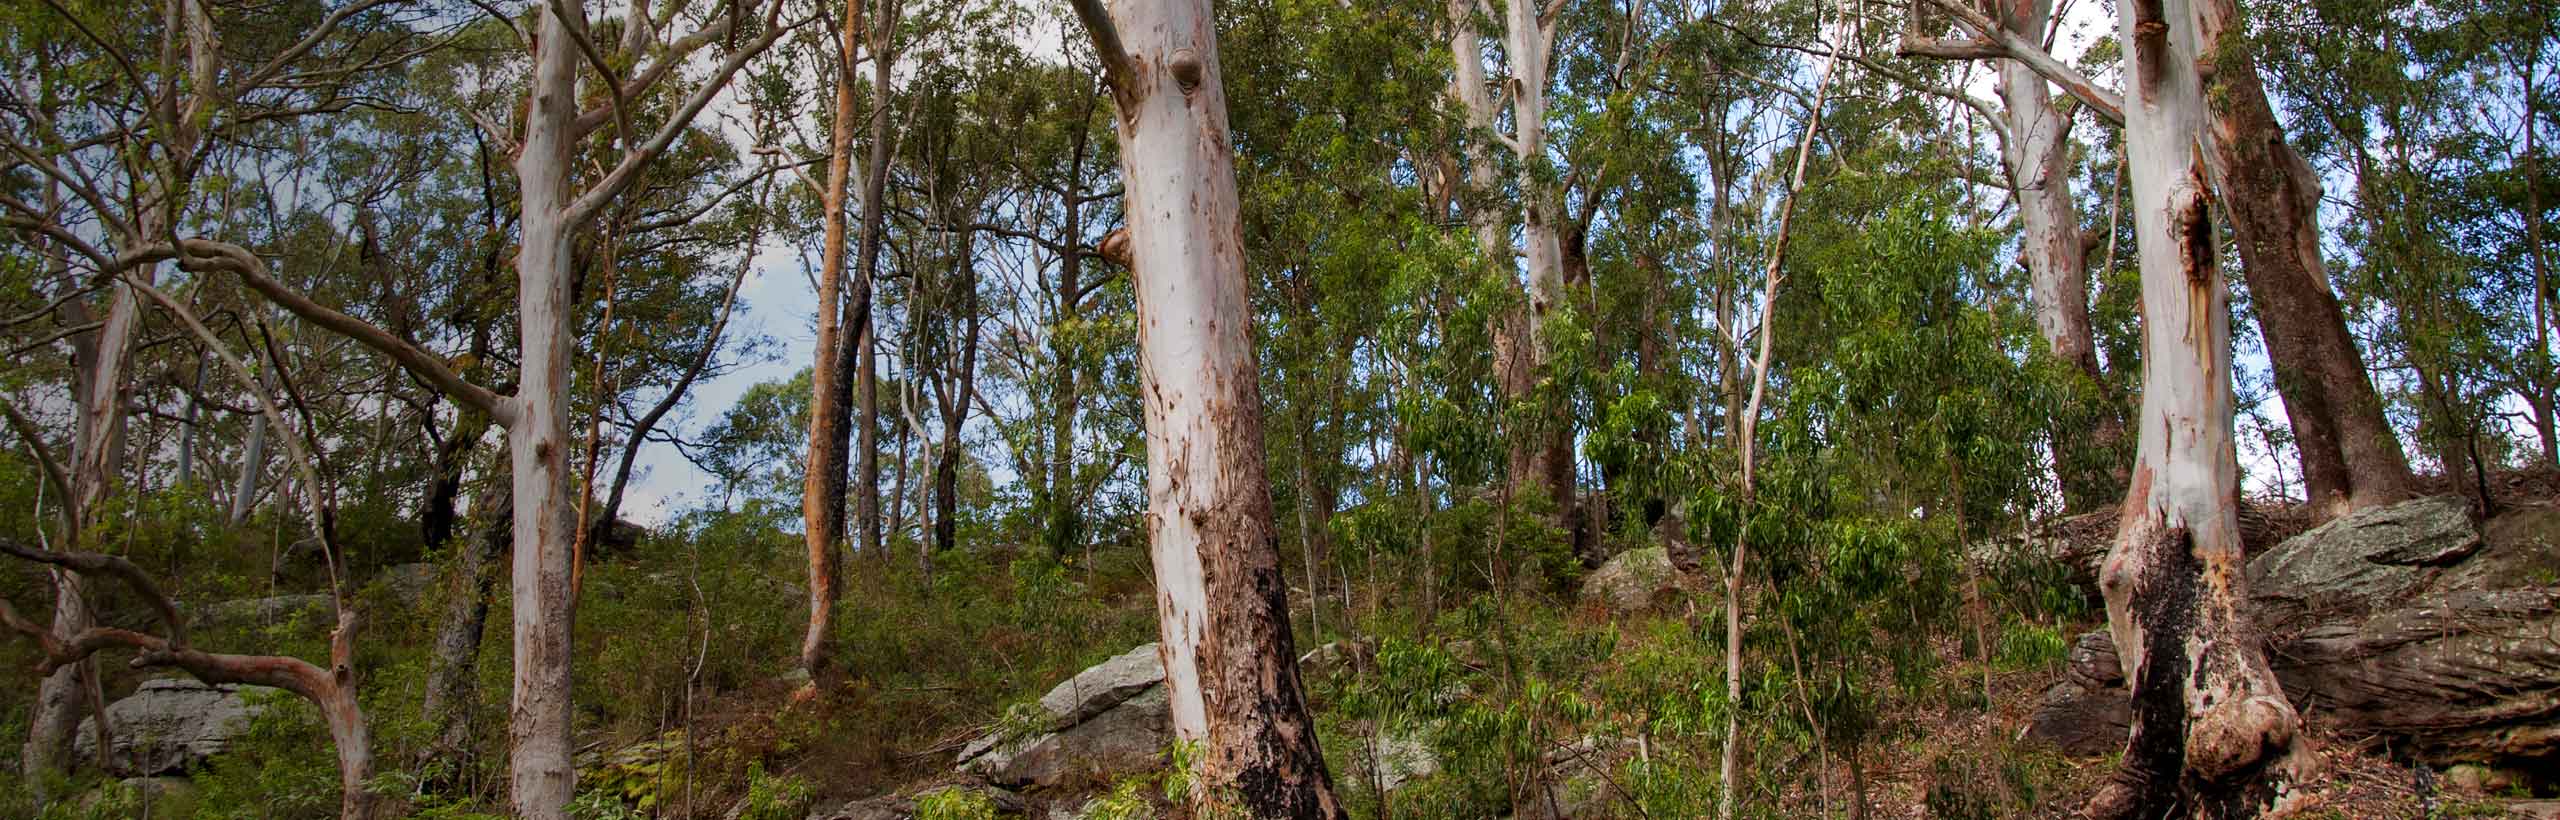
[2092,0,2315,813]
[508,7,581,816]
[1995,0,2092,379]
[1076,0,1344,811]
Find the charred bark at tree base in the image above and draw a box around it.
[2033,499,2560,778]
[2091,526,2306,820]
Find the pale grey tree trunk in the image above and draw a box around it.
[2089,0,2316,814]
[1992,0,2119,510]
[228,412,267,525]
[1071,0,1345,811]
[507,7,582,815]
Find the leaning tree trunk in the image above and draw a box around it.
[420,483,511,770]
[2190,0,2415,518]
[2090,1,2317,815]
[1069,0,1345,812]
[508,8,582,815]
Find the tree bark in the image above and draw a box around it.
[228,408,268,525]
[1500,0,1576,522]
[849,0,899,566]
[802,0,861,679]
[2190,0,2416,517]
[507,8,583,815]
[2089,2,2317,814]
[931,229,982,555]
[1071,0,1346,811]
[421,484,511,768]
[1992,0,2120,511]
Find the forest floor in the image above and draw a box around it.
[10,478,2557,819]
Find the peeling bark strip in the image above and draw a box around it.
[1070,0,1346,814]
[2094,0,2316,814]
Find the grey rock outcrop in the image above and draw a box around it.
[967,687,1172,789]
[2025,498,2560,768]
[73,678,276,776]
[1578,547,1687,615]
[959,644,1173,789]
[1037,644,1164,728]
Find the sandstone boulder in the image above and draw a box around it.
[2024,499,2560,769]
[1579,547,1687,615]
[73,678,276,776]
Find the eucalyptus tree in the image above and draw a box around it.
[2255,0,2557,496]
[0,1,799,813]
[2087,0,2315,813]
[0,0,445,792]
[484,3,795,813]
[1449,0,1579,527]
[1893,0,2123,508]
[950,58,1131,562]
[802,0,907,681]
[1070,0,1345,809]
[1906,0,2418,517]
[801,0,865,680]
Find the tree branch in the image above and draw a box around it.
[568,0,799,225]
[0,398,75,534]
[154,239,514,427]
[1902,0,2124,125]
[1069,0,1142,110]
[0,538,187,648]
[125,273,348,601]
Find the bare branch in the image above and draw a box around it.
[628,157,821,233]
[0,399,75,531]
[153,239,515,427]
[5,320,105,360]
[1904,0,2125,125]
[0,538,187,648]
[1070,0,1143,110]
[568,0,800,225]
[124,273,348,601]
